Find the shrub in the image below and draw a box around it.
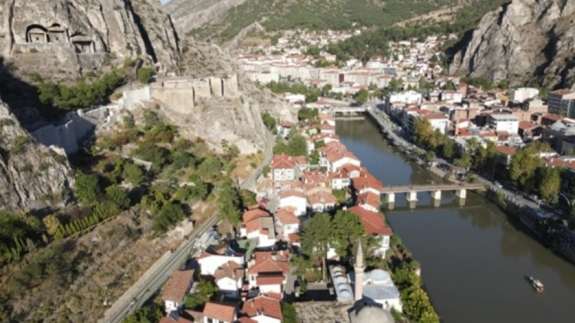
[122,163,144,186]
[11,136,30,154]
[37,69,125,110]
[74,172,102,205]
[105,185,131,210]
[133,143,171,170]
[153,202,186,233]
[137,66,155,84]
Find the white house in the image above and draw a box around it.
[241,295,283,323]
[389,91,423,105]
[275,208,300,241]
[161,270,194,315]
[489,114,519,135]
[308,191,337,212]
[247,251,289,294]
[423,112,450,135]
[214,261,244,298]
[330,169,352,190]
[197,253,244,276]
[203,302,237,323]
[279,190,308,216]
[241,215,277,249]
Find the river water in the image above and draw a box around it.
[337,118,575,323]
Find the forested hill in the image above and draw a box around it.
[168,0,481,42]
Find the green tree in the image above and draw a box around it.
[184,280,217,309]
[454,152,472,171]
[301,213,332,281]
[123,302,163,323]
[441,140,455,160]
[537,167,560,203]
[282,303,298,323]
[331,210,365,258]
[123,163,145,186]
[217,180,242,226]
[509,146,543,190]
[353,89,369,105]
[42,214,61,237]
[137,66,155,84]
[198,156,224,182]
[153,202,186,233]
[261,112,277,132]
[74,172,102,205]
[105,185,131,210]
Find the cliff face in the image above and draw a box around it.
[449,0,575,89]
[0,99,73,211]
[0,0,180,80]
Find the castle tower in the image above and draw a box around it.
[354,240,365,301]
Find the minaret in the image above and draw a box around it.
[354,240,365,301]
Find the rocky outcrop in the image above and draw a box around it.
[449,0,575,88]
[0,99,73,211]
[0,0,180,80]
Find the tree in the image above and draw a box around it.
[331,210,365,258]
[217,180,242,226]
[137,66,155,84]
[301,213,332,281]
[43,214,61,237]
[261,112,277,132]
[454,152,471,171]
[184,280,217,309]
[509,146,543,190]
[198,156,223,182]
[123,163,145,186]
[74,172,102,205]
[105,185,131,210]
[537,167,560,203]
[353,89,369,105]
[153,202,186,233]
[123,303,163,323]
[282,303,298,323]
[441,140,455,160]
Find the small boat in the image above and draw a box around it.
[526,275,544,293]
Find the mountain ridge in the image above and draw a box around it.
[449,0,575,89]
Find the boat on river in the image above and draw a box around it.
[526,275,544,293]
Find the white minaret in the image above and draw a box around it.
[354,240,365,301]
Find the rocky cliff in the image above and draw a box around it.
[0,0,181,80]
[0,99,73,211]
[449,0,575,89]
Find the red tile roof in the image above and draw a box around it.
[275,208,299,225]
[242,295,283,321]
[161,270,194,302]
[249,252,290,275]
[307,191,337,205]
[214,261,244,281]
[357,192,382,208]
[271,154,306,169]
[349,206,393,236]
[352,171,384,192]
[243,208,270,222]
[203,303,236,322]
[256,275,284,286]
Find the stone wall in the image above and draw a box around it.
[150,74,239,113]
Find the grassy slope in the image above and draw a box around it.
[192,0,458,41]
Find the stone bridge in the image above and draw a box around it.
[381,182,486,209]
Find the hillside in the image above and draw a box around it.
[449,0,575,89]
[167,0,461,42]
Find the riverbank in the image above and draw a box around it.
[365,105,575,265]
[337,118,575,323]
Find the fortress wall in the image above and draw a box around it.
[150,86,194,114]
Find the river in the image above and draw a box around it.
[337,118,575,323]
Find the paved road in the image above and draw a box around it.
[101,133,274,323]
